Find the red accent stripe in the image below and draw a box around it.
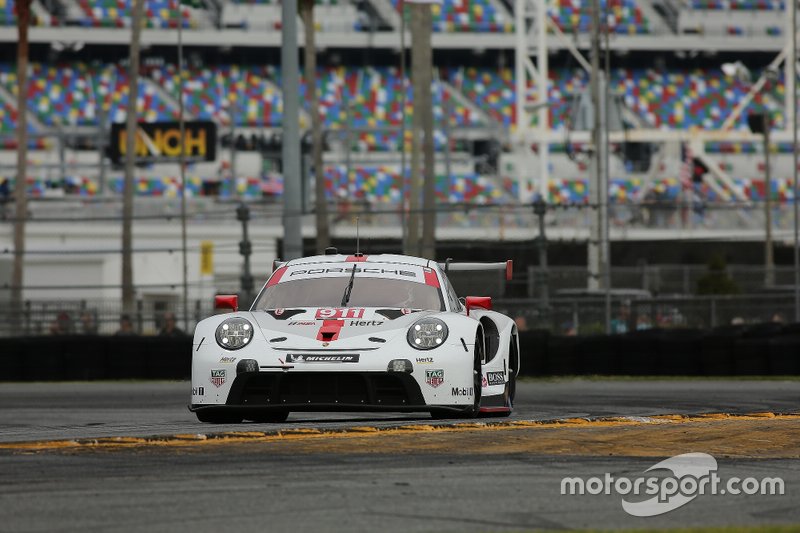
[479,406,512,413]
[267,266,287,287]
[316,319,344,341]
[423,269,440,288]
[346,255,368,262]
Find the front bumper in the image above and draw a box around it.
[188,370,472,414]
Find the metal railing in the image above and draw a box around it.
[528,264,800,297]
[0,291,796,337]
[3,194,800,233]
[496,293,797,336]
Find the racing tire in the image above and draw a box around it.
[195,410,244,424]
[246,411,290,423]
[508,335,518,407]
[429,332,483,420]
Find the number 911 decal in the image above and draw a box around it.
[315,308,365,319]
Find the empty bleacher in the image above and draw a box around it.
[679,0,785,36]
[222,0,361,31]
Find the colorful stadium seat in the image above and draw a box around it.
[0,97,17,134]
[0,0,49,26]
[75,0,196,28]
[549,0,650,34]
[449,65,784,131]
[150,64,481,150]
[324,164,510,203]
[0,0,15,25]
[0,63,100,126]
[90,64,180,123]
[390,0,513,33]
[690,0,784,9]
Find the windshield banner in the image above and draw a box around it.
[285,264,427,284]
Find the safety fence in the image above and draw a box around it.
[3,195,800,232]
[0,292,797,338]
[527,265,800,297]
[0,299,213,337]
[496,293,798,335]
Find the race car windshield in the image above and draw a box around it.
[255,277,443,311]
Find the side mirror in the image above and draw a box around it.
[465,296,492,316]
[215,294,239,312]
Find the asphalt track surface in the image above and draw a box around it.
[2,379,800,443]
[1,379,799,532]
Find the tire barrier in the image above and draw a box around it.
[0,336,191,382]
[519,322,800,376]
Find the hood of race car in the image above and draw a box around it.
[252,307,436,349]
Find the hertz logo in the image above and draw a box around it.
[110,121,217,163]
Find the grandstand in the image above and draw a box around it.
[1,0,800,306]
[0,58,794,206]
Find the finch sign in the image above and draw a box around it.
[109,121,217,163]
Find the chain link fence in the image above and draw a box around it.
[528,264,800,297]
[0,291,796,338]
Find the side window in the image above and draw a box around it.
[443,274,462,312]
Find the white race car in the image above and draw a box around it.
[189,252,520,423]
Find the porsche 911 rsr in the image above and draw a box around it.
[189,253,520,423]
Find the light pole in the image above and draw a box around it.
[744,67,779,288]
[237,203,254,305]
[533,198,549,310]
[763,110,775,287]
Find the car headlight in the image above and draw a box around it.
[215,317,253,350]
[407,317,448,350]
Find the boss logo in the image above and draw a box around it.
[486,371,505,386]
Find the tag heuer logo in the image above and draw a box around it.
[426,369,444,388]
[210,369,227,388]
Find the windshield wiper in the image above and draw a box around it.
[340,264,357,307]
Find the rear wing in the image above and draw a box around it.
[439,259,513,281]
